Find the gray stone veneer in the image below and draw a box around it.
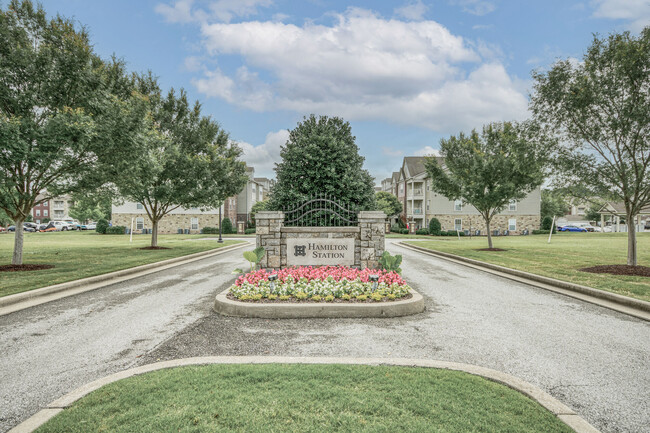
[256,211,387,270]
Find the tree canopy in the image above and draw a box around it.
[531,27,650,265]
[107,74,248,247]
[540,189,569,219]
[0,0,137,264]
[425,121,552,248]
[269,115,376,216]
[375,191,402,218]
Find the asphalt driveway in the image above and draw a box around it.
[1,238,648,433]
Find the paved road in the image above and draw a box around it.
[0,243,252,432]
[1,238,649,433]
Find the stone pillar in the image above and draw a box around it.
[256,211,284,269]
[358,211,387,269]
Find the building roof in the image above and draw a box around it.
[403,156,427,177]
[598,201,650,215]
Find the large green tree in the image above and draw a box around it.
[425,121,552,249]
[269,115,375,223]
[375,191,402,218]
[540,189,569,219]
[108,75,248,247]
[531,28,650,266]
[69,190,112,223]
[0,0,137,265]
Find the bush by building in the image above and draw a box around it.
[96,219,109,234]
[221,217,235,234]
[428,218,441,235]
[105,226,126,234]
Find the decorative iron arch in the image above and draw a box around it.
[284,194,358,227]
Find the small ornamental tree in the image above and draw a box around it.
[425,121,552,249]
[221,217,234,234]
[108,75,248,247]
[531,28,650,266]
[375,192,402,218]
[269,115,375,219]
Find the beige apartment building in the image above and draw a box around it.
[382,156,541,234]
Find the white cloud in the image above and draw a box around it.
[190,8,528,132]
[235,129,289,178]
[394,1,429,21]
[591,0,650,32]
[155,0,273,24]
[451,0,496,16]
[414,146,440,156]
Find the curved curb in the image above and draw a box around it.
[0,242,249,317]
[9,356,600,433]
[213,288,425,318]
[398,242,650,322]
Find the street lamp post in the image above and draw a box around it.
[218,203,223,243]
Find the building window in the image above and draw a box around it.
[44,210,48,217]
[36,210,40,216]
[136,203,143,210]
[400,183,404,193]
[54,200,64,209]
[454,200,462,211]
[454,218,462,231]
[191,217,198,230]
[509,200,517,211]
[136,217,144,230]
[43,202,48,207]
[509,218,517,231]
[427,200,430,211]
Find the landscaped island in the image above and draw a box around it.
[229,266,411,303]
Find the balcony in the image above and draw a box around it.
[409,189,424,198]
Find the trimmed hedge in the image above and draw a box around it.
[245,228,256,234]
[96,219,109,234]
[428,218,441,235]
[202,227,220,234]
[390,224,401,233]
[532,229,551,235]
[400,228,409,234]
[415,228,429,235]
[221,218,235,234]
[105,226,126,234]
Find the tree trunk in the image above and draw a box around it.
[12,218,25,265]
[151,219,158,248]
[626,210,637,266]
[485,217,493,249]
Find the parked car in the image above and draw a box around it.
[0,226,5,232]
[24,222,39,231]
[574,222,599,232]
[37,223,49,231]
[557,224,588,232]
[82,222,97,230]
[7,224,36,232]
[61,219,81,230]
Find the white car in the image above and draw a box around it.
[85,222,97,230]
[574,222,601,232]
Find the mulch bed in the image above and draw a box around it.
[226,292,412,303]
[475,248,507,252]
[0,264,55,272]
[139,246,171,250]
[580,265,650,277]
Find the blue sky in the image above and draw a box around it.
[32,0,650,182]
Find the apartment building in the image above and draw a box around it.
[32,194,74,223]
[383,156,541,234]
[112,165,269,233]
[254,177,275,201]
[31,196,50,224]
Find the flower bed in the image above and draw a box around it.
[229,266,411,302]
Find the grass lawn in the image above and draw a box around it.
[405,232,650,302]
[0,231,243,298]
[386,233,434,239]
[36,364,572,433]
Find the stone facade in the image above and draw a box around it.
[256,210,386,270]
[429,214,540,234]
[111,213,221,234]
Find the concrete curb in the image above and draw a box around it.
[398,242,650,321]
[0,242,249,317]
[213,288,425,318]
[9,356,600,433]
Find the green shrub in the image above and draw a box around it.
[221,217,235,234]
[415,228,429,235]
[201,226,220,234]
[400,228,409,234]
[96,219,109,234]
[428,218,441,235]
[540,216,557,233]
[245,228,256,234]
[105,226,126,234]
[532,229,551,235]
[390,224,401,233]
[378,251,402,274]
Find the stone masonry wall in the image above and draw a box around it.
[429,214,540,234]
[111,213,220,234]
[256,210,387,270]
